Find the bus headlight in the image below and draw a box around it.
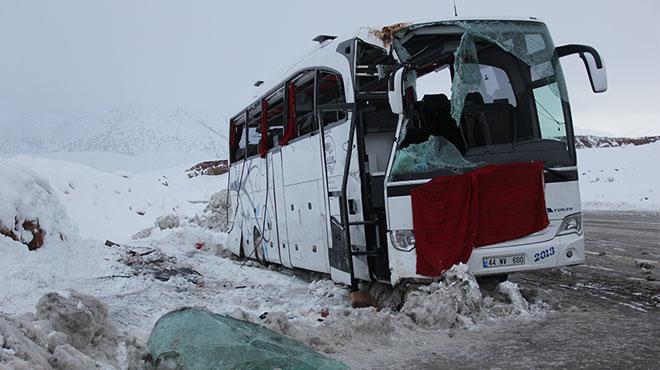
[390,230,416,251]
[557,213,583,236]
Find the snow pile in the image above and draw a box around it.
[0,291,144,370]
[5,156,225,242]
[0,160,75,249]
[400,264,483,329]
[578,142,660,210]
[189,190,229,232]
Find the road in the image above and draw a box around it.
[410,211,660,370]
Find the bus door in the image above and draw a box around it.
[270,148,292,268]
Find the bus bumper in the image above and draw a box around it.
[467,232,585,276]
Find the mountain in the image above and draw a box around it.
[0,108,228,158]
[575,135,660,149]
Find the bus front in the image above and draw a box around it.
[381,19,607,284]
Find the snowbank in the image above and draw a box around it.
[6,156,226,242]
[578,142,660,211]
[0,160,75,249]
[0,291,144,369]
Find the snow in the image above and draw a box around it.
[578,142,660,211]
[0,140,656,367]
[0,153,550,369]
[0,160,75,246]
[4,156,225,242]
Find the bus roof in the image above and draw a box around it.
[237,17,545,119]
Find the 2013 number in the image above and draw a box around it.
[534,247,555,262]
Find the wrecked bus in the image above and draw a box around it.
[226,18,607,288]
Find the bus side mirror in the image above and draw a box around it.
[388,67,405,114]
[556,44,607,93]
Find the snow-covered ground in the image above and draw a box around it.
[1,142,657,368]
[578,142,660,211]
[0,154,547,369]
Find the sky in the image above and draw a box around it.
[1,0,659,136]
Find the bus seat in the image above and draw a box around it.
[461,93,515,148]
[420,94,466,153]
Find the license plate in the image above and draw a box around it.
[483,254,525,268]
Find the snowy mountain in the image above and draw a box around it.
[0,108,228,158]
[575,135,660,149]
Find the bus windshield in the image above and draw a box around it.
[389,20,575,182]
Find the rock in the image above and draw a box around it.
[640,267,655,281]
[185,160,229,178]
[635,259,656,269]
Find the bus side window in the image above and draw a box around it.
[246,104,262,158]
[266,87,285,149]
[293,71,316,136]
[318,71,346,126]
[230,114,246,162]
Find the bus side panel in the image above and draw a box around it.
[227,162,244,256]
[271,149,292,268]
[281,135,330,273]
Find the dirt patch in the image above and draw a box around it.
[0,219,47,250]
[185,160,228,178]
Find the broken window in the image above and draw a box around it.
[317,71,346,126]
[264,87,285,150]
[246,103,262,158]
[388,20,575,181]
[229,113,246,162]
[293,71,316,137]
[390,135,480,181]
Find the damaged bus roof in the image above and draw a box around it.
[245,17,546,115]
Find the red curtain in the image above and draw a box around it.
[279,83,297,146]
[411,161,548,276]
[229,121,236,152]
[259,99,269,158]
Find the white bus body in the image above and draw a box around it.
[226,18,607,287]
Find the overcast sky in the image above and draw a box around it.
[1,0,658,136]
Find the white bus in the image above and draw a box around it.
[226,18,607,288]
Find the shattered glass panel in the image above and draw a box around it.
[390,136,481,181]
[148,308,348,370]
[393,20,568,126]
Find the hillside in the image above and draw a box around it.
[0,108,228,158]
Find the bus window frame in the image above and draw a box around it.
[316,69,348,130]
[245,102,263,159]
[230,67,349,160]
[229,112,247,163]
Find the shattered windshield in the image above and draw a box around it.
[389,20,575,182]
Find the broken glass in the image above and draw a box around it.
[390,136,480,181]
[392,20,568,126]
[148,308,347,370]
